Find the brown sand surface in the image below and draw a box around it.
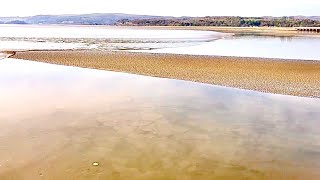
[12,50,320,97]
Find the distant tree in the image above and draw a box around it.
[115,16,320,27]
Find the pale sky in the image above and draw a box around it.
[1,0,320,17]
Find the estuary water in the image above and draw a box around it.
[147,35,320,60]
[1,25,320,60]
[0,58,319,179]
[1,25,320,179]
[0,25,220,51]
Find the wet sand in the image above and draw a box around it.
[11,50,320,98]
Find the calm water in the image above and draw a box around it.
[0,58,320,179]
[1,25,320,60]
[147,35,320,60]
[0,25,219,51]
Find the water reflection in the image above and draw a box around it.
[235,35,295,42]
[0,25,216,39]
[0,25,221,52]
[1,25,320,60]
[0,59,320,179]
[0,53,5,59]
[147,35,320,60]
[279,36,293,42]
[0,40,87,51]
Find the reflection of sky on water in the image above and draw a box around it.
[0,59,320,176]
[0,25,220,51]
[0,25,216,39]
[1,25,320,60]
[0,41,87,51]
[144,35,320,60]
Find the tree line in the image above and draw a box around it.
[116,16,320,27]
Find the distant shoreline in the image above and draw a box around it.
[2,24,320,37]
[10,50,320,98]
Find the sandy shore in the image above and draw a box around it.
[11,50,320,98]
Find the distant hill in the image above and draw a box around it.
[4,20,28,24]
[307,16,320,21]
[293,16,320,21]
[0,13,169,25]
[0,14,320,26]
[0,17,24,22]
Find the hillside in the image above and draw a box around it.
[0,13,167,25]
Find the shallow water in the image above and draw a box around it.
[0,25,214,39]
[0,59,320,179]
[0,41,87,51]
[2,25,320,60]
[0,25,219,51]
[147,35,320,60]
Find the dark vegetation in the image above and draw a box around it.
[116,16,320,27]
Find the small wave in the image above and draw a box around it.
[115,47,155,51]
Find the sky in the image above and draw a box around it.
[1,0,320,17]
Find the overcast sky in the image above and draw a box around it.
[1,0,320,17]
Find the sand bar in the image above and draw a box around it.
[11,50,320,98]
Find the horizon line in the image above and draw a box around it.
[1,13,319,18]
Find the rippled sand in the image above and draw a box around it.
[12,50,320,97]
